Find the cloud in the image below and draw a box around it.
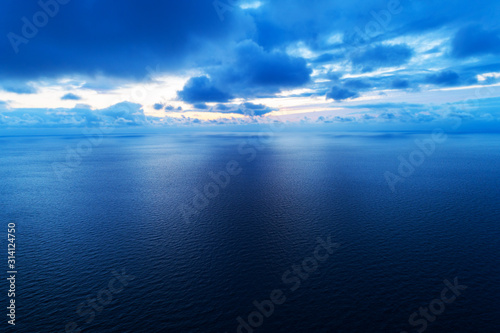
[61,93,82,100]
[2,96,499,128]
[238,102,275,116]
[215,104,231,112]
[391,78,410,89]
[315,116,355,123]
[451,25,500,58]
[152,103,163,110]
[242,102,266,110]
[0,82,37,94]
[207,40,312,98]
[343,79,371,90]
[311,53,343,64]
[0,102,149,128]
[178,76,233,104]
[178,41,312,102]
[0,0,252,80]
[97,102,149,126]
[425,70,460,86]
[250,0,500,56]
[350,44,413,72]
[380,112,397,120]
[193,103,209,109]
[198,102,276,116]
[326,86,359,101]
[227,41,311,88]
[347,102,425,109]
[165,105,182,111]
[1,0,500,128]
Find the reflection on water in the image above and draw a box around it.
[0,132,499,332]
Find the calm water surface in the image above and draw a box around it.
[1,132,499,332]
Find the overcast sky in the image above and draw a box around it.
[1,0,500,128]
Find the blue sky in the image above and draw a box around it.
[0,0,499,129]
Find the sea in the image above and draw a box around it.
[1,130,499,332]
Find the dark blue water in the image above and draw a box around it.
[1,131,499,332]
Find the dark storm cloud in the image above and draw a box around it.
[1,0,499,83]
[0,0,251,79]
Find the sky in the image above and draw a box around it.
[0,0,499,129]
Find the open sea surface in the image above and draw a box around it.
[1,131,499,332]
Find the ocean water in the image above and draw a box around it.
[1,131,499,332]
